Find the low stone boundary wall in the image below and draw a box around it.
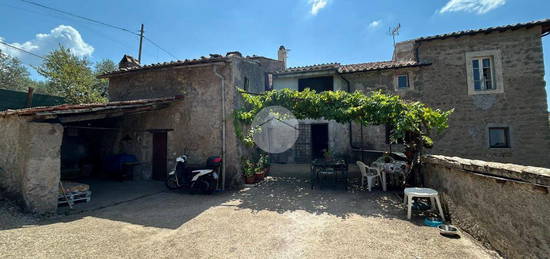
[422,155,550,259]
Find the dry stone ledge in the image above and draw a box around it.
[423,155,550,186]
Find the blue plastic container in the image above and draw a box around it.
[424,217,443,227]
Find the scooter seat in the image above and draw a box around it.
[192,169,213,174]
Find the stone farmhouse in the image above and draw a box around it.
[272,19,550,168]
[0,53,283,213]
[0,19,549,214]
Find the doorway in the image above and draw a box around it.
[311,124,329,159]
[151,131,168,181]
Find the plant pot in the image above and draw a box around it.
[245,175,256,184]
[255,171,264,182]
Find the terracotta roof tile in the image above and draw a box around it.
[338,60,428,73]
[415,18,550,42]
[274,63,340,74]
[274,61,429,75]
[99,53,278,78]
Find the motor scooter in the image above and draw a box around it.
[166,155,221,194]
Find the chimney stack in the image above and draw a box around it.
[278,46,287,69]
[118,55,141,69]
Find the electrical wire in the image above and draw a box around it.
[0,40,44,59]
[15,0,178,59]
[143,36,178,60]
[18,0,139,36]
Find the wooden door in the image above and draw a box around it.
[152,132,168,181]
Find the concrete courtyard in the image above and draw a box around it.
[0,164,499,258]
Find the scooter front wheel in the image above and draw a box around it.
[165,174,180,190]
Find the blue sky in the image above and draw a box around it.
[0,0,548,110]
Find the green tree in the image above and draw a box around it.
[94,59,116,97]
[0,49,32,91]
[36,46,107,104]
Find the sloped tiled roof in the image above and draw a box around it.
[274,63,340,75]
[338,60,428,73]
[415,18,550,42]
[274,61,428,75]
[99,56,229,78]
[0,96,183,117]
[99,53,279,78]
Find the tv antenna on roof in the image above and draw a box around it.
[389,23,401,47]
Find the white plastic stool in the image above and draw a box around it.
[404,187,445,221]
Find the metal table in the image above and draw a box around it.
[310,159,348,189]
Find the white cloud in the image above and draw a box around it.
[368,20,382,29]
[308,0,328,15]
[439,0,506,14]
[0,25,93,66]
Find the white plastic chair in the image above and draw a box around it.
[356,161,381,191]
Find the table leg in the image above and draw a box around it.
[435,196,446,222]
[382,171,387,192]
[407,195,413,220]
[430,197,436,210]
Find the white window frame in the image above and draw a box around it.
[466,50,504,95]
[393,72,414,91]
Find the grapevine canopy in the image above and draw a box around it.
[235,89,453,149]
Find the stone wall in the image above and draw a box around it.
[345,26,550,168]
[416,26,550,168]
[108,63,236,186]
[422,155,550,258]
[0,116,63,214]
[107,56,283,188]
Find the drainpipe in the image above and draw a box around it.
[213,65,226,191]
[340,75,364,161]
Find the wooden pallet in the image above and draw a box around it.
[58,191,92,206]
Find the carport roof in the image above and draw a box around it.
[0,96,183,120]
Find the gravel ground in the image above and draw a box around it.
[0,165,500,258]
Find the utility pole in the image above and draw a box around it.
[138,24,144,63]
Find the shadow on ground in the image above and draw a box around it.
[230,163,407,220]
[2,163,414,230]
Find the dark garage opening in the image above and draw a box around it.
[58,118,168,212]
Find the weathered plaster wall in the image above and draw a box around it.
[0,116,63,213]
[107,57,282,187]
[423,155,550,259]
[272,73,351,162]
[0,117,26,201]
[109,63,230,182]
[347,26,550,168]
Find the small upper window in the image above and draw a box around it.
[466,50,503,95]
[489,127,510,148]
[397,75,409,88]
[472,57,495,91]
[298,76,333,92]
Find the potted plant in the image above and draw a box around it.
[255,163,265,182]
[242,158,256,184]
[382,152,392,163]
[322,149,333,161]
[258,154,270,176]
